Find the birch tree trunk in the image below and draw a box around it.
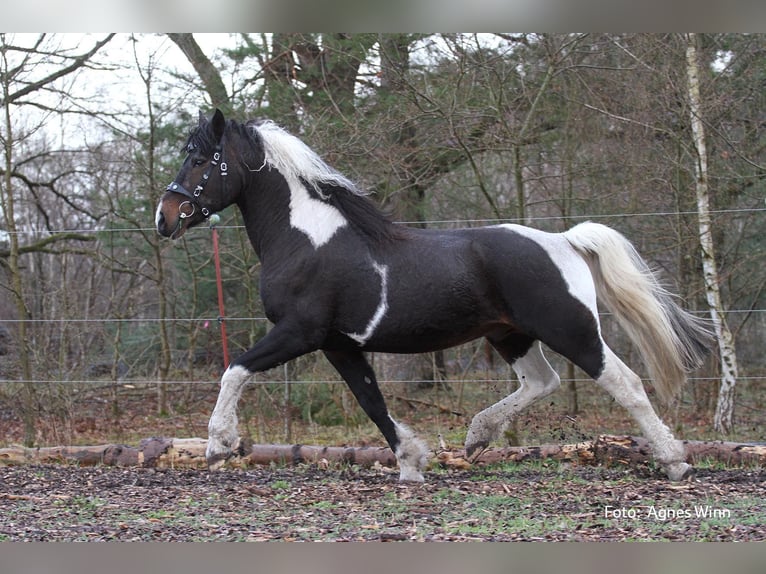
[685,33,738,434]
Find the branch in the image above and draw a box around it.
[167,33,231,112]
[3,34,115,104]
[0,232,95,259]
[392,395,464,416]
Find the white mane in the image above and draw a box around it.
[250,120,367,198]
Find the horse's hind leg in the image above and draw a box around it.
[596,346,693,481]
[324,349,429,482]
[465,337,560,459]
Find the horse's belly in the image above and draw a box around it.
[361,318,507,354]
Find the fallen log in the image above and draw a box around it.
[0,435,763,470]
[442,436,766,468]
[247,443,398,468]
[0,438,202,469]
[441,436,766,470]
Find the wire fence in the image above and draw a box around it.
[4,206,766,237]
[1,207,764,423]
[1,376,764,387]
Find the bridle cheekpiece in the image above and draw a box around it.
[166,143,228,220]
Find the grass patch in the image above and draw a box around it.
[1,460,762,541]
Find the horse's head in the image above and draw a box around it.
[156,109,241,239]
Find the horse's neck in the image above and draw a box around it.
[238,169,350,258]
[236,172,292,259]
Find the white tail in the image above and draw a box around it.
[564,222,712,403]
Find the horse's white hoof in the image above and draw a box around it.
[464,438,489,462]
[398,467,425,483]
[665,462,695,481]
[464,424,490,462]
[207,456,227,471]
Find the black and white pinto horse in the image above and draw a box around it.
[156,109,712,482]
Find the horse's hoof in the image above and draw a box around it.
[464,440,488,463]
[207,455,228,471]
[206,436,239,470]
[665,462,695,481]
[398,467,425,483]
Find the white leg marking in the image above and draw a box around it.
[392,419,429,482]
[206,364,252,469]
[466,342,560,455]
[344,262,389,346]
[286,174,347,248]
[596,347,691,480]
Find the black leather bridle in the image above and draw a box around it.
[166,144,228,220]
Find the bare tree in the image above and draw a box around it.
[685,33,738,433]
[0,33,113,445]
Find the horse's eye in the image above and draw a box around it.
[193,158,205,167]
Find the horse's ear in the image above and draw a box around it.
[198,110,206,126]
[212,108,226,142]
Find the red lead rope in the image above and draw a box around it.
[210,217,230,370]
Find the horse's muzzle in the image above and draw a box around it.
[155,209,177,239]
[156,194,200,239]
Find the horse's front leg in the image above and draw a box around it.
[206,320,321,469]
[324,349,430,482]
[206,364,251,470]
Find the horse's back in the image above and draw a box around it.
[383,223,599,331]
[347,224,603,367]
[461,225,604,374]
[463,224,597,311]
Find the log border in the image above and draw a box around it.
[1,435,763,470]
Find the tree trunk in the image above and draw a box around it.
[263,33,300,130]
[685,33,738,434]
[0,34,114,446]
[1,61,36,447]
[377,34,437,387]
[167,33,231,113]
[135,48,172,416]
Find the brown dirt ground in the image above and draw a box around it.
[1,381,764,541]
[1,462,763,541]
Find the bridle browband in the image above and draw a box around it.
[166,143,228,220]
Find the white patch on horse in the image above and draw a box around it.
[285,173,348,248]
[500,224,599,320]
[155,202,165,229]
[206,364,252,469]
[392,419,429,482]
[251,120,364,249]
[344,261,389,346]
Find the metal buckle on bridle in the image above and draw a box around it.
[212,151,228,176]
[166,144,224,220]
[178,201,196,219]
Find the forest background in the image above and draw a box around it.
[0,33,763,450]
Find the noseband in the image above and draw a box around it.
[166,144,228,219]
